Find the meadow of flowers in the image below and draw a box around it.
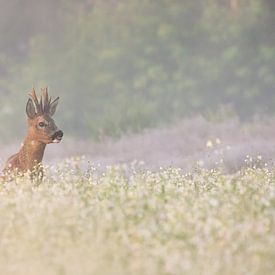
[0,159,274,275]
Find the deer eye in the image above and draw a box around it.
[38,122,46,128]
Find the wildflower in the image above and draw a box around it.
[215,138,221,145]
[206,140,213,148]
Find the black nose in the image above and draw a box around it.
[52,130,63,140]
[56,130,63,138]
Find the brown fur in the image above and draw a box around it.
[2,88,63,179]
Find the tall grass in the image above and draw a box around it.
[0,161,274,275]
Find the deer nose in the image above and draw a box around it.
[56,130,63,138]
[52,130,63,141]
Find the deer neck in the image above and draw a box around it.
[19,137,46,170]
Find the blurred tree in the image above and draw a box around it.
[230,0,239,12]
[0,0,274,140]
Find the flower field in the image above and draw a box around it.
[0,162,274,275]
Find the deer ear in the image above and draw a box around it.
[49,97,59,116]
[26,98,36,119]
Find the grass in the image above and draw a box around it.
[0,160,275,275]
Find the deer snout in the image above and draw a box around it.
[52,130,63,143]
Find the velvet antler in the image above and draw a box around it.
[29,88,42,115]
[41,87,51,114]
[28,87,59,116]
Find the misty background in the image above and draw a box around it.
[0,0,274,170]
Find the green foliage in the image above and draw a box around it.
[0,0,274,139]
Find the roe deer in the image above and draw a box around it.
[2,87,63,179]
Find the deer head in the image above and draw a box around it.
[26,87,63,144]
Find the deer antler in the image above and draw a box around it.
[28,87,59,115]
[29,88,42,115]
[41,87,51,114]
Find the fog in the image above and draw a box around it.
[0,0,274,170]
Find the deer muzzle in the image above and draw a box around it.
[52,130,63,143]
